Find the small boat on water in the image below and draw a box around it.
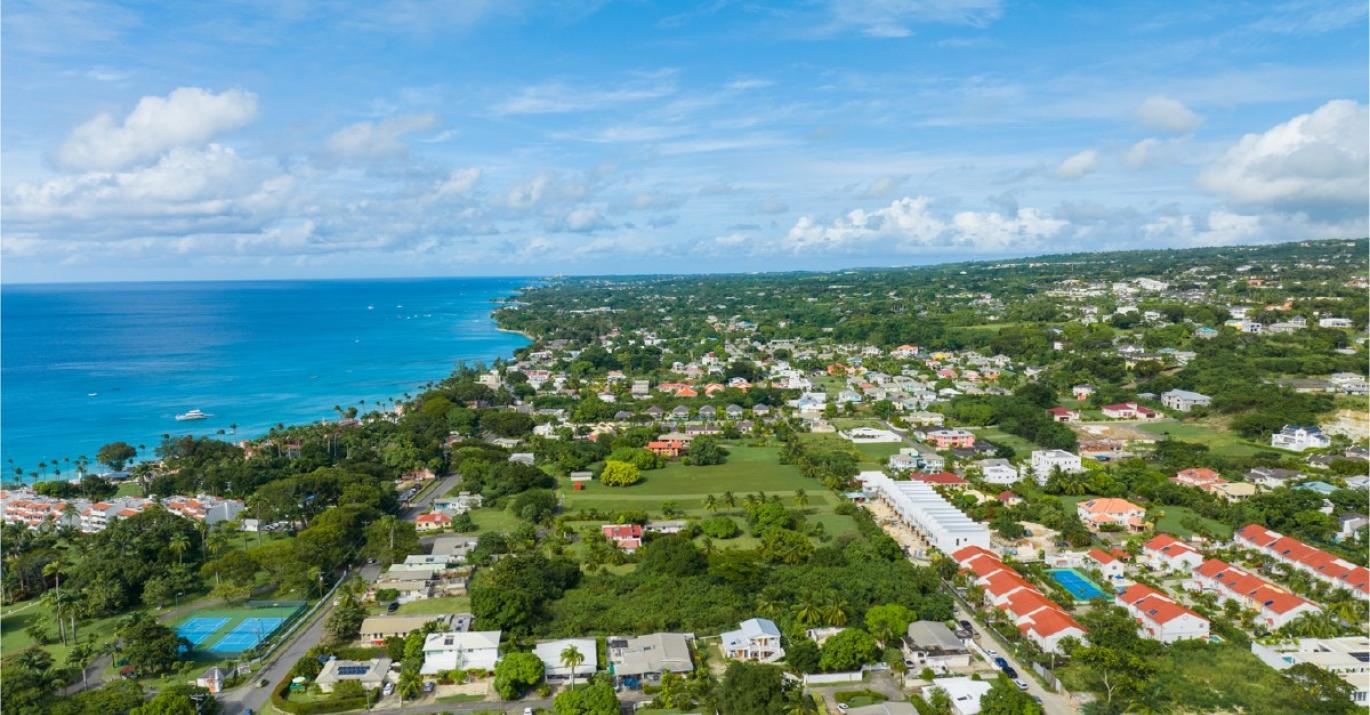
[175,409,210,421]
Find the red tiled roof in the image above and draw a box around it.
[1086,548,1115,564]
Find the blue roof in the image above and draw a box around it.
[1296,481,1337,495]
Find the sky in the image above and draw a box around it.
[2,0,1367,282]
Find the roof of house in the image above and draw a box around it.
[903,621,965,653]
[914,471,968,486]
[1079,497,1144,514]
[1019,608,1084,638]
[609,633,694,676]
[1086,548,1116,564]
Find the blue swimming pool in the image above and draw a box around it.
[1048,568,1109,600]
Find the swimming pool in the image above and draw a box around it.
[1048,568,1109,600]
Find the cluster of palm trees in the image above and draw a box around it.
[758,589,848,628]
[700,489,811,513]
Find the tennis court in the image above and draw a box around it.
[1048,568,1109,600]
[208,616,287,654]
[174,602,305,655]
[176,617,230,647]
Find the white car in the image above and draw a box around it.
[523,709,534,715]
[1015,680,1029,691]
[382,682,395,697]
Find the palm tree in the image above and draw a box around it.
[704,495,718,513]
[723,491,737,508]
[168,532,191,565]
[560,644,585,687]
[396,666,422,704]
[794,594,824,627]
[820,592,848,627]
[794,489,809,507]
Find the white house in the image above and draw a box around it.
[315,658,392,693]
[1116,584,1209,644]
[975,458,1019,485]
[534,638,598,681]
[1141,534,1205,572]
[1270,425,1332,452]
[902,621,971,669]
[721,618,785,663]
[863,472,990,554]
[1251,637,1370,707]
[925,676,992,715]
[1030,450,1083,484]
[420,631,502,675]
[1160,389,1212,412]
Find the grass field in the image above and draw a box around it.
[1133,420,1270,457]
[561,445,828,512]
[1152,505,1233,539]
[369,594,471,616]
[970,427,1040,455]
[853,441,902,465]
[0,598,127,663]
[558,444,860,552]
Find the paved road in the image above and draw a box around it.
[216,475,456,714]
[946,595,1077,715]
[217,562,382,715]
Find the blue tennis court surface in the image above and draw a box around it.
[1049,568,1108,600]
[176,617,230,646]
[208,616,286,654]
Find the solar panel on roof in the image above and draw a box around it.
[337,665,369,676]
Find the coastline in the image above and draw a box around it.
[2,278,534,483]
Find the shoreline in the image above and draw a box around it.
[4,280,537,485]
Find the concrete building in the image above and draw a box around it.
[606,632,695,687]
[1115,584,1209,643]
[1251,637,1370,707]
[315,657,392,693]
[863,472,991,554]
[1029,450,1083,484]
[924,676,992,715]
[420,630,502,675]
[1235,524,1370,601]
[721,618,785,663]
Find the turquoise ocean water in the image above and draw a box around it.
[1,278,529,480]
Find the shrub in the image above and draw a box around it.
[699,516,740,539]
[600,460,642,487]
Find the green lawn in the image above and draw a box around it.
[467,507,521,533]
[1153,505,1234,539]
[1133,420,1270,457]
[969,427,1040,455]
[853,441,901,465]
[561,445,828,512]
[1,598,127,663]
[115,481,145,497]
[370,594,471,616]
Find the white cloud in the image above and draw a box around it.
[1055,149,1098,179]
[494,73,677,115]
[557,207,611,233]
[8,144,288,223]
[1142,210,1263,246]
[1135,95,1202,134]
[825,0,1003,37]
[55,87,259,171]
[326,113,440,161]
[434,168,481,198]
[1198,99,1368,216]
[859,174,908,199]
[1125,138,1162,169]
[784,195,1066,254]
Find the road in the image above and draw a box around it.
[217,561,381,715]
[945,592,1077,715]
[217,474,458,714]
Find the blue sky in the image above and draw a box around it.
[2,0,1366,282]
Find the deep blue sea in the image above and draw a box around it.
[1,278,529,480]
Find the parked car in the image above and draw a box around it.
[1015,680,1029,691]
[993,657,1009,669]
[257,678,269,688]
[423,681,435,693]
[386,601,399,613]
[383,682,395,697]
[958,619,974,631]
[1002,666,1019,680]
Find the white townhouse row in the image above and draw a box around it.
[861,471,991,554]
[1029,450,1084,484]
[1115,583,1210,644]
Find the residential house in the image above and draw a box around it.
[195,667,227,694]
[924,677,992,715]
[1247,467,1304,489]
[721,618,785,663]
[647,440,685,458]
[430,535,479,563]
[1116,585,1209,644]
[606,632,695,686]
[534,638,598,681]
[1270,425,1332,452]
[1161,390,1212,412]
[420,630,502,675]
[1101,402,1160,420]
[925,429,976,450]
[1030,450,1083,484]
[358,614,466,645]
[1085,548,1125,581]
[315,658,392,693]
[1046,406,1080,422]
[975,458,1019,485]
[1076,498,1146,532]
[1142,534,1205,572]
[901,621,971,669]
[415,512,452,532]
[913,471,969,489]
[602,523,644,552]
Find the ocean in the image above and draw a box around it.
[1,278,530,480]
